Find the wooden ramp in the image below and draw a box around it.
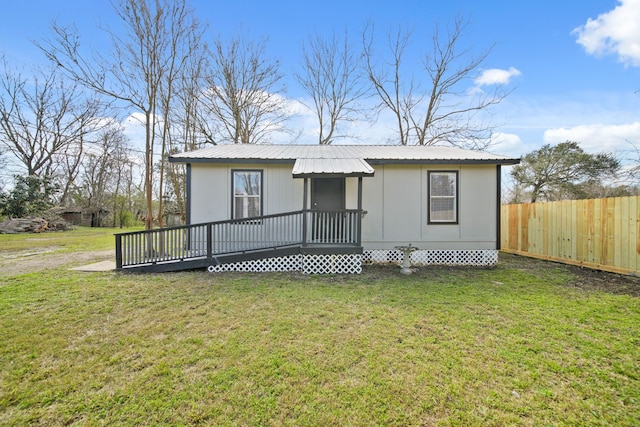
[115,209,363,273]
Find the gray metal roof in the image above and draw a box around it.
[292,157,375,177]
[170,144,520,165]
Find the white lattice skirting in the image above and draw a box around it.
[363,249,498,267]
[207,254,362,274]
[206,250,497,274]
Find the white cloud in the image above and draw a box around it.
[121,112,148,152]
[573,0,640,67]
[489,132,525,158]
[474,67,521,86]
[543,122,640,154]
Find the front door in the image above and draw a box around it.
[311,178,345,211]
[311,178,345,242]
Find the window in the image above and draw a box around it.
[428,171,458,224]
[232,170,262,219]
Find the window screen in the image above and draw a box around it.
[232,170,262,219]
[428,171,457,223]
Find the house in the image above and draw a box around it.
[115,144,519,273]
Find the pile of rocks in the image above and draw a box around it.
[0,216,73,234]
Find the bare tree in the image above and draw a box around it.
[167,52,210,222]
[200,35,287,144]
[296,31,369,144]
[362,17,510,149]
[0,59,104,198]
[39,0,203,230]
[622,139,640,183]
[362,24,414,146]
[75,125,129,211]
[153,5,206,227]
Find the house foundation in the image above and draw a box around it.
[205,249,498,274]
[207,253,363,274]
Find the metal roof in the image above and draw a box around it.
[171,144,520,164]
[292,157,375,177]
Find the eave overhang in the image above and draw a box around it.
[292,158,375,178]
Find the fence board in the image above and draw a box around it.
[502,196,640,276]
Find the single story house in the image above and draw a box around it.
[115,144,519,273]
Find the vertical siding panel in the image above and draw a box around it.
[612,198,622,268]
[536,203,549,254]
[501,205,507,249]
[556,201,562,259]
[568,200,576,260]
[576,199,586,264]
[528,203,536,254]
[556,201,561,258]
[521,203,530,253]
[553,201,559,258]
[525,204,532,253]
[560,201,567,259]
[599,198,608,266]
[619,197,629,270]
[541,202,548,257]
[508,204,518,251]
[551,201,559,258]
[560,200,567,259]
[569,200,576,260]
[587,198,596,265]
[607,198,615,266]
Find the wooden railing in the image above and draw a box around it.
[115,209,362,270]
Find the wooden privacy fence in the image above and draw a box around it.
[501,196,640,275]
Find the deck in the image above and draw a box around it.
[115,209,363,272]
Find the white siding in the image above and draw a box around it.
[360,164,498,250]
[189,162,499,250]
[190,164,228,224]
[190,163,302,224]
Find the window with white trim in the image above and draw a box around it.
[232,170,262,219]
[428,171,458,224]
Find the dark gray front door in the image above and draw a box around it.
[311,178,345,210]
[311,178,345,242]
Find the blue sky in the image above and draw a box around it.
[1,0,639,164]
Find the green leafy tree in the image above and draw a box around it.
[510,141,620,202]
[0,175,60,218]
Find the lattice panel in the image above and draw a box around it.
[207,253,362,274]
[363,249,403,264]
[363,249,498,267]
[208,255,302,273]
[302,254,362,274]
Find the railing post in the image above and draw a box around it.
[357,176,363,246]
[302,178,308,247]
[115,234,123,269]
[302,210,308,246]
[206,223,213,262]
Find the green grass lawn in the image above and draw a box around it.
[1,229,638,426]
[0,226,128,253]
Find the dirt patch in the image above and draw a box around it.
[0,249,114,278]
[498,253,640,297]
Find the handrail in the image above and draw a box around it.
[115,209,362,269]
